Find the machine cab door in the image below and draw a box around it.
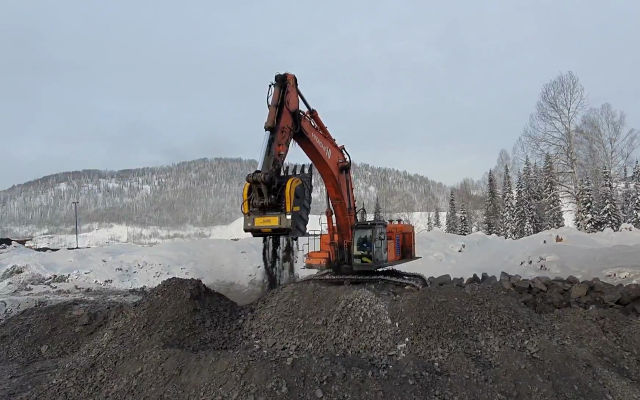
[352,221,388,269]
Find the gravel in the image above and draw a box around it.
[1,275,639,399]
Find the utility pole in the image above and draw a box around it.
[72,201,79,249]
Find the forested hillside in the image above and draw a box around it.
[0,158,450,236]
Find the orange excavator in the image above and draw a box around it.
[242,73,421,284]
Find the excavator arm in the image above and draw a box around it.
[243,73,356,268]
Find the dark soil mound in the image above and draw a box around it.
[130,277,243,351]
[1,276,639,400]
[0,300,126,363]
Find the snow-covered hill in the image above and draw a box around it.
[0,158,452,237]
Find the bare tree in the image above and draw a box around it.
[577,103,638,179]
[492,148,511,190]
[522,71,586,202]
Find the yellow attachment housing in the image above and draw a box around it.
[285,177,302,213]
[242,183,250,215]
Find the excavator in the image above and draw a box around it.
[242,73,424,287]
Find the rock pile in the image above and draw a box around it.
[425,272,640,316]
[498,272,640,315]
[1,276,639,399]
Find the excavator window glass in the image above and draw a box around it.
[353,229,373,264]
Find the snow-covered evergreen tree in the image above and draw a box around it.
[574,179,585,231]
[542,154,564,229]
[598,167,621,231]
[528,161,544,233]
[514,171,533,238]
[426,212,433,231]
[458,204,471,235]
[374,196,383,221]
[632,161,640,229]
[445,190,458,234]
[500,165,516,238]
[483,169,501,235]
[621,166,633,224]
[434,206,442,229]
[575,177,597,232]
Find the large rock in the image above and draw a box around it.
[547,290,567,308]
[433,274,452,286]
[514,279,531,292]
[566,276,580,285]
[531,278,548,292]
[570,283,589,299]
[481,275,497,285]
[465,274,481,285]
[501,280,513,290]
[618,284,640,306]
[623,299,640,316]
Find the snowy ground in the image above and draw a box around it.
[2,216,640,321]
[22,218,251,248]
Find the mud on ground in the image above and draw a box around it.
[1,276,639,399]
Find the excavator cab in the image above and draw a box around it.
[352,220,388,268]
[351,219,418,271]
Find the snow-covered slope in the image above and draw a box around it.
[2,223,640,322]
[0,158,451,237]
[1,238,264,305]
[405,226,640,284]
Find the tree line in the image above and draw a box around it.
[437,71,639,237]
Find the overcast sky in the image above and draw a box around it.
[1,1,639,190]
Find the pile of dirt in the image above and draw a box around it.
[122,277,244,351]
[1,276,639,399]
[245,285,399,362]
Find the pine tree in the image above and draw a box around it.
[598,167,622,231]
[574,179,585,231]
[621,166,633,224]
[459,204,471,235]
[520,159,535,236]
[542,154,564,229]
[374,196,383,221]
[434,206,442,228]
[426,212,434,231]
[528,161,544,233]
[514,171,533,238]
[575,177,597,232]
[483,169,501,235]
[632,161,640,229]
[445,190,458,234]
[500,165,516,238]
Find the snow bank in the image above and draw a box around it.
[401,226,640,284]
[26,218,252,248]
[1,238,265,306]
[2,221,640,322]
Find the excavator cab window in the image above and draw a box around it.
[352,221,387,266]
[354,231,373,263]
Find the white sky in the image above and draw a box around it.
[1,0,639,189]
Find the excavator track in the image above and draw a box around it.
[299,268,429,289]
